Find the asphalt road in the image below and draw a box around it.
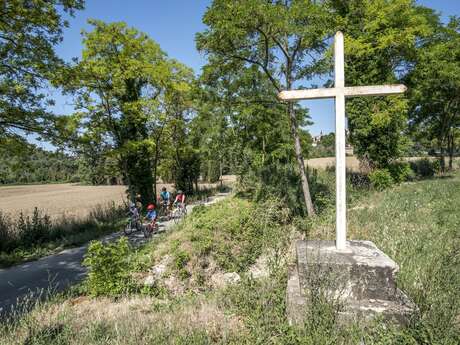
[0,193,229,318]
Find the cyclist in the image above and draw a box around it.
[128,202,139,219]
[135,194,143,213]
[173,190,186,209]
[159,187,171,207]
[144,203,157,229]
[158,187,171,218]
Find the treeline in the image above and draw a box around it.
[0,0,459,213]
[0,143,78,185]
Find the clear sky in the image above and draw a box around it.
[48,0,459,143]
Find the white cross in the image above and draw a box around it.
[278,31,406,250]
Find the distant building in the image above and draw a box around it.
[312,131,323,147]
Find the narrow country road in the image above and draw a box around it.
[0,193,229,318]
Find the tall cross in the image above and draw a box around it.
[278,31,406,250]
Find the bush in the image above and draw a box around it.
[17,208,53,246]
[388,162,414,183]
[369,169,394,191]
[410,158,438,178]
[82,237,133,297]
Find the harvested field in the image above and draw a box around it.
[306,156,450,172]
[307,156,360,171]
[0,177,236,220]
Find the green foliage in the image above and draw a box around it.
[0,203,126,268]
[344,172,460,344]
[309,133,336,158]
[409,158,438,178]
[335,0,433,168]
[0,142,79,185]
[187,198,289,274]
[0,0,84,143]
[17,208,53,246]
[369,169,394,191]
[388,161,414,183]
[59,20,194,204]
[407,17,460,172]
[83,237,133,297]
[197,0,336,214]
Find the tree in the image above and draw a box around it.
[0,0,84,144]
[196,0,335,216]
[60,20,188,205]
[407,17,460,172]
[194,61,312,214]
[330,0,433,168]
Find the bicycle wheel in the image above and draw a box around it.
[124,220,134,236]
[173,209,180,224]
[142,224,151,238]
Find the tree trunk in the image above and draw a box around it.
[219,160,223,188]
[287,102,315,216]
[448,132,454,171]
[440,142,446,173]
[153,139,161,204]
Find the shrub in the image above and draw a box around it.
[410,158,437,178]
[82,237,133,297]
[17,208,53,246]
[388,162,414,183]
[0,211,13,252]
[369,169,394,191]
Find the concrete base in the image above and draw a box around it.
[287,240,416,326]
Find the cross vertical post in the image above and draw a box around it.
[277,31,406,251]
[334,31,347,250]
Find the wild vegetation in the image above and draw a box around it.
[0,202,125,268]
[0,0,459,344]
[1,171,459,344]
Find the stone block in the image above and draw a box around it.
[288,240,416,326]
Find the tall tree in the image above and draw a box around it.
[196,0,334,216]
[0,0,84,144]
[330,0,433,168]
[60,20,188,205]
[407,17,460,172]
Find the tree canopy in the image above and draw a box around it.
[0,0,84,146]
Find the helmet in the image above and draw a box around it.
[162,187,167,192]
[147,204,155,210]
[177,190,183,194]
[129,202,135,209]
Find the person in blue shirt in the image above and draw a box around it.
[145,204,157,223]
[159,187,170,206]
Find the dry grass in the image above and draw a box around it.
[306,156,456,172]
[306,156,361,172]
[0,294,245,345]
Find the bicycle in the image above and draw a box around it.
[124,214,142,236]
[172,203,187,224]
[158,199,171,221]
[142,220,159,238]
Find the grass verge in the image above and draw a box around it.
[1,174,458,344]
[0,203,126,268]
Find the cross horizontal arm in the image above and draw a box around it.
[278,88,338,101]
[277,84,407,101]
[344,85,407,97]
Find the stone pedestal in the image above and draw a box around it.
[287,240,416,326]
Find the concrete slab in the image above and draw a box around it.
[289,240,416,326]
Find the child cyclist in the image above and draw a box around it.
[144,204,158,231]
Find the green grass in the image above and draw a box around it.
[1,175,459,344]
[309,172,460,344]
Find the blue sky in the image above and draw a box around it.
[47,0,459,144]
